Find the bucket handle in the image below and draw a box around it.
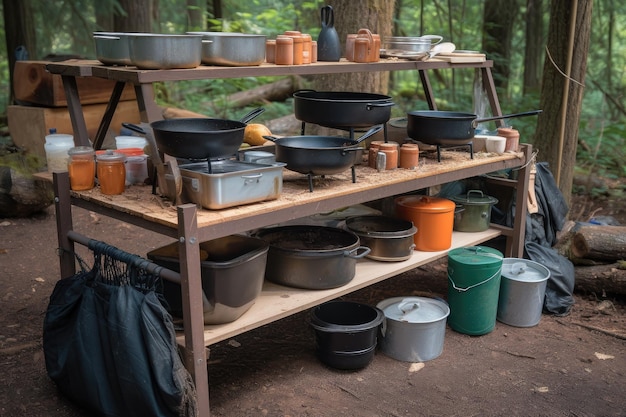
[344,246,371,259]
[447,267,501,292]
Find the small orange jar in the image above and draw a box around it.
[301,34,312,64]
[68,146,95,191]
[379,142,399,170]
[265,39,276,63]
[497,127,520,152]
[368,141,384,168]
[275,36,294,65]
[399,143,419,169]
[97,151,126,195]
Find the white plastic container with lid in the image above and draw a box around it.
[44,129,75,173]
[115,135,147,150]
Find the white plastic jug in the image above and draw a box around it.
[44,131,75,173]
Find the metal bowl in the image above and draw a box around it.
[93,32,132,66]
[127,33,203,69]
[187,32,266,66]
[383,35,443,53]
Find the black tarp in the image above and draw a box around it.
[43,241,197,417]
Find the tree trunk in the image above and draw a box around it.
[482,0,521,93]
[3,0,37,104]
[114,0,153,32]
[311,0,395,134]
[523,0,544,95]
[531,1,593,208]
[571,225,626,262]
[186,0,205,31]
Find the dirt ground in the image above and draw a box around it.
[1,192,625,417]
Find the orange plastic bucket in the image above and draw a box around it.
[394,195,455,251]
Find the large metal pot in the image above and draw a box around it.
[127,33,204,69]
[187,32,266,66]
[264,125,381,176]
[406,109,542,146]
[93,32,131,66]
[148,108,264,159]
[254,225,370,289]
[450,190,499,232]
[345,215,416,262]
[293,90,395,128]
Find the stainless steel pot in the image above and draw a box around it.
[450,190,498,232]
[93,32,131,66]
[187,32,266,66]
[383,35,443,53]
[127,33,204,69]
[345,215,416,262]
[254,225,370,289]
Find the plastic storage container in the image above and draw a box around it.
[115,135,147,150]
[147,235,269,324]
[115,148,149,185]
[44,130,75,173]
[67,146,95,191]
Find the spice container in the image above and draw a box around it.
[301,34,312,64]
[289,34,304,65]
[67,146,95,191]
[275,36,294,65]
[44,129,75,173]
[311,41,318,62]
[354,38,370,63]
[399,143,419,169]
[97,151,126,195]
[345,34,357,61]
[115,148,149,185]
[379,142,399,170]
[497,127,520,152]
[265,39,276,63]
[368,141,384,168]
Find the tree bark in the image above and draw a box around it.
[532,0,593,207]
[186,0,205,31]
[571,225,626,262]
[482,0,521,92]
[523,0,544,95]
[114,0,153,32]
[3,0,37,104]
[574,262,626,296]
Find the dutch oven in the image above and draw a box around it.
[253,225,370,290]
[394,195,456,251]
[450,190,499,232]
[142,108,264,160]
[406,109,542,146]
[345,215,416,262]
[264,125,381,176]
[293,90,395,128]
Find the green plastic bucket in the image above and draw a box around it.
[447,246,503,335]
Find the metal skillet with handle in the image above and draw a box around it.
[264,125,383,192]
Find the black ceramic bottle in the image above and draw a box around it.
[316,5,341,61]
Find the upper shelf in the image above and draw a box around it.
[46,58,493,84]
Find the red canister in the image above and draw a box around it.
[394,195,455,251]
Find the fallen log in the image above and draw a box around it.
[574,261,626,296]
[571,225,626,262]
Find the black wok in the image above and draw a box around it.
[406,109,542,146]
[148,107,264,159]
[293,90,394,128]
[264,125,382,176]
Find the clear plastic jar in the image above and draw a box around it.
[97,151,126,195]
[115,148,149,185]
[68,146,95,191]
[44,131,75,173]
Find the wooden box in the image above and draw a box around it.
[8,102,141,160]
[14,61,136,107]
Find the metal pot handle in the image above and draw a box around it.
[466,189,485,199]
[343,246,371,259]
[366,101,395,110]
[238,107,265,124]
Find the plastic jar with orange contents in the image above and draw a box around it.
[67,146,95,191]
[97,151,126,195]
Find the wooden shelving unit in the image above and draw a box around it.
[47,58,531,416]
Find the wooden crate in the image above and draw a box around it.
[14,61,136,107]
[8,101,141,160]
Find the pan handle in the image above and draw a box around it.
[238,107,265,124]
[366,101,395,110]
[353,125,384,144]
[122,122,147,135]
[473,109,542,126]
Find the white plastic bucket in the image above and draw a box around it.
[497,258,550,327]
[44,133,75,172]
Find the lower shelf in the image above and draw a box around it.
[176,228,501,347]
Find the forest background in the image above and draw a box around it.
[0,0,624,208]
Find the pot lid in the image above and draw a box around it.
[448,246,503,265]
[379,297,449,324]
[502,258,550,282]
[395,195,455,213]
[450,190,498,205]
